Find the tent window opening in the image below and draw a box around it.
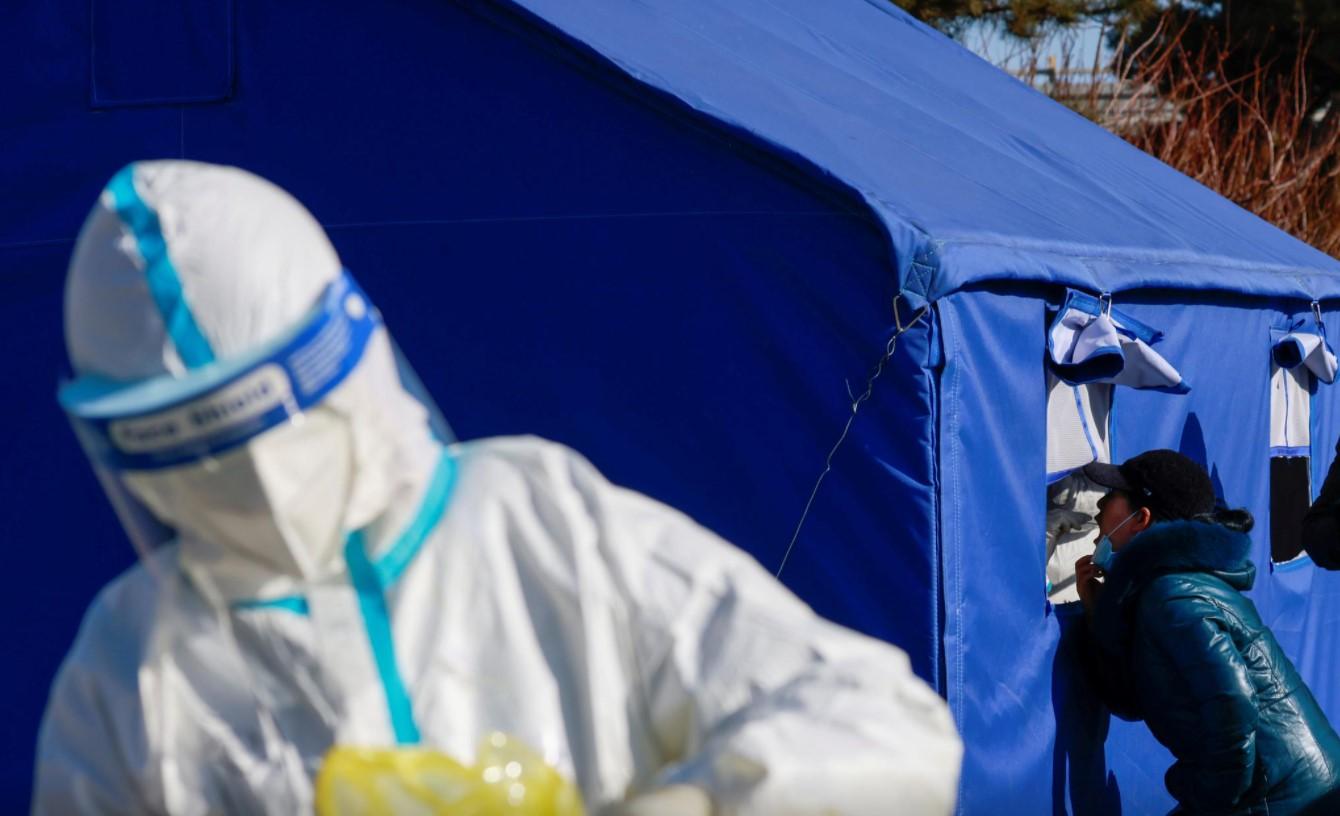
[1269,309,1336,564]
[1044,290,1186,603]
[1045,374,1112,603]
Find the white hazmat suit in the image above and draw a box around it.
[36,161,962,815]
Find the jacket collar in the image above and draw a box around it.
[1093,520,1255,647]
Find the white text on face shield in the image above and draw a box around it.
[109,366,294,454]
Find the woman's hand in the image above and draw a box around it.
[1075,554,1105,617]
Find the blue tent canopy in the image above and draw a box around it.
[6,0,1340,812]
[513,0,1340,300]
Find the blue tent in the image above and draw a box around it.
[7,0,1340,811]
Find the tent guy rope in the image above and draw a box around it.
[777,297,928,578]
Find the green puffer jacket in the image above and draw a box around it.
[1085,520,1340,815]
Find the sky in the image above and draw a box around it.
[962,19,1113,74]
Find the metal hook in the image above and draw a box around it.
[893,294,911,332]
[893,294,926,333]
[1313,300,1324,328]
[1098,291,1114,317]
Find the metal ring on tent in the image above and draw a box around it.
[1313,300,1324,329]
[893,293,928,333]
[889,295,929,356]
[1099,291,1114,317]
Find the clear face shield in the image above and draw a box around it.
[60,269,453,579]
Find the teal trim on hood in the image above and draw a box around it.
[345,529,421,745]
[105,164,217,369]
[229,446,455,620]
[373,452,458,587]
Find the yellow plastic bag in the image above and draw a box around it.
[315,732,585,816]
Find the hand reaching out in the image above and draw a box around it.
[1075,554,1105,617]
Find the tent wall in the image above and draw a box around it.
[3,0,941,805]
[939,286,1340,814]
[936,289,1062,813]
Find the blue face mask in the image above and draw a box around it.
[1093,511,1139,571]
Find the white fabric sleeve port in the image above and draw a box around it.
[1272,325,1337,385]
[1269,317,1338,455]
[1047,291,1186,393]
[555,449,962,815]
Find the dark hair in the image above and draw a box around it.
[1127,488,1255,532]
[1192,506,1255,533]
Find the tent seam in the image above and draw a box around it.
[937,236,1336,280]
[942,300,966,816]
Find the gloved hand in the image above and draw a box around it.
[604,784,713,816]
[1046,506,1093,538]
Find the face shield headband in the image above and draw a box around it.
[59,269,380,472]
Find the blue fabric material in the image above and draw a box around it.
[90,0,234,108]
[6,0,1340,809]
[508,0,1340,302]
[104,165,217,369]
[1274,554,1315,574]
[1274,446,1313,459]
[1056,291,1161,344]
[345,529,422,746]
[938,290,1059,814]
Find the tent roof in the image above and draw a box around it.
[516,0,1340,303]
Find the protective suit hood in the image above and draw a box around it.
[61,160,441,602]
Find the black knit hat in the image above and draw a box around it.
[1083,450,1216,521]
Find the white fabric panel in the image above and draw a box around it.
[1110,336,1184,390]
[1053,309,1121,368]
[1045,370,1110,477]
[1270,364,1312,452]
[1049,308,1123,377]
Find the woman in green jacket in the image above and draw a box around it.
[1075,450,1340,815]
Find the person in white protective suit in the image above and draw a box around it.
[35,160,962,815]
